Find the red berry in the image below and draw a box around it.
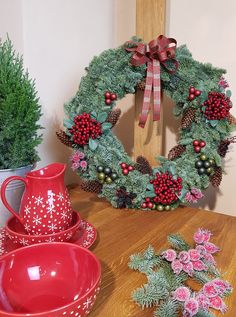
[104,91,111,99]
[122,169,129,175]
[189,87,195,94]
[147,202,153,209]
[141,202,147,209]
[193,140,199,146]
[110,93,117,101]
[128,165,134,171]
[188,94,195,101]
[120,162,127,169]
[105,99,111,105]
[199,140,206,148]
[145,197,151,202]
[194,90,201,96]
[194,146,201,153]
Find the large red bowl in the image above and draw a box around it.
[5,211,80,246]
[0,243,101,317]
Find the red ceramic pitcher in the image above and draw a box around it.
[1,163,73,235]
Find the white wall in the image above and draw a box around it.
[165,0,236,215]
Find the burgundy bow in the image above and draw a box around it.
[126,35,179,128]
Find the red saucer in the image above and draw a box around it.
[0,220,96,256]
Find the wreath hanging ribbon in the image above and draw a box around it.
[125,35,179,128]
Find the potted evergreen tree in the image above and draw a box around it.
[0,37,42,226]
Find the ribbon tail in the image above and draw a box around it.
[139,62,153,128]
[152,59,161,121]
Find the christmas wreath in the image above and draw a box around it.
[58,35,236,211]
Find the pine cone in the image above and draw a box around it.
[136,80,146,90]
[218,136,236,157]
[228,113,236,125]
[135,156,152,175]
[168,145,186,160]
[181,108,196,129]
[106,108,121,127]
[56,130,73,147]
[210,167,222,187]
[81,180,102,194]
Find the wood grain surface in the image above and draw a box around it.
[69,186,236,317]
[134,0,166,166]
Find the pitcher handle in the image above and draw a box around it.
[1,176,28,223]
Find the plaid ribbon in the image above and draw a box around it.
[125,35,179,128]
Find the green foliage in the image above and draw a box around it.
[154,299,179,317]
[168,234,190,251]
[0,38,42,169]
[63,37,234,209]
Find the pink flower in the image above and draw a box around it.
[204,242,219,254]
[185,188,204,203]
[195,245,207,256]
[209,296,227,313]
[71,162,80,171]
[218,76,229,89]
[171,259,183,274]
[183,262,194,276]
[78,151,85,159]
[192,260,207,271]
[212,279,232,295]
[203,253,216,265]
[196,293,210,310]
[184,298,199,316]
[173,286,191,302]
[188,249,201,262]
[179,251,190,264]
[80,160,87,170]
[162,249,177,262]
[203,282,218,298]
[193,228,212,244]
[70,151,81,163]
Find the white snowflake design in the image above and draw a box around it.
[57,192,64,201]
[46,205,56,216]
[32,215,42,226]
[24,205,31,215]
[45,237,55,242]
[34,196,43,206]
[83,240,91,247]
[61,211,68,220]
[19,238,29,246]
[24,223,31,232]
[87,232,94,239]
[66,232,73,240]
[48,223,58,232]
[82,296,93,310]
[86,225,93,232]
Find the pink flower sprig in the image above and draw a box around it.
[185,188,204,203]
[70,150,87,171]
[162,228,219,276]
[218,76,229,89]
[173,279,232,316]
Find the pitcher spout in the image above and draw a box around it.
[27,163,66,179]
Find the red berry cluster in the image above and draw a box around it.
[193,139,206,153]
[69,113,102,146]
[104,91,117,105]
[150,171,183,205]
[202,92,232,120]
[120,162,135,175]
[188,86,201,101]
[141,198,154,209]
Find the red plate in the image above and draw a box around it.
[0,220,97,256]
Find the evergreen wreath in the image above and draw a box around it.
[129,228,233,317]
[59,35,236,211]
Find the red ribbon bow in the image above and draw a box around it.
[125,35,179,128]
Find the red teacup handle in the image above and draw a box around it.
[1,176,28,224]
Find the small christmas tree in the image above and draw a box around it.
[0,37,42,169]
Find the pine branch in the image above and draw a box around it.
[154,299,179,317]
[196,309,215,317]
[167,234,190,251]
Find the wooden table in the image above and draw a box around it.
[69,186,236,317]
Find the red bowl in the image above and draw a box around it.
[6,211,80,246]
[0,242,101,317]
